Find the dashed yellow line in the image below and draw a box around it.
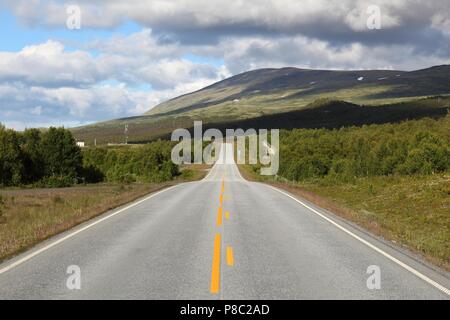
[216,206,223,227]
[226,246,234,266]
[210,176,235,294]
[210,233,221,294]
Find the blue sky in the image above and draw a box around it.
[0,4,229,129]
[0,10,143,53]
[0,0,449,130]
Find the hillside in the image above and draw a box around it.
[72,65,450,144]
[146,65,450,116]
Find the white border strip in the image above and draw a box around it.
[266,184,450,297]
[202,164,216,181]
[0,184,180,275]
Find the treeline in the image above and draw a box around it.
[0,125,179,187]
[82,141,178,184]
[0,126,82,187]
[275,116,450,182]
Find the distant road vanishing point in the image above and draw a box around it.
[0,143,449,299]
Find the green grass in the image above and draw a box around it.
[301,174,450,268]
[0,165,209,262]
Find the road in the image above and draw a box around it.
[0,143,449,299]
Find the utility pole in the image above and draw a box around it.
[124,124,129,145]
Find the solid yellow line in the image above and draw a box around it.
[226,246,234,266]
[216,206,223,226]
[210,233,221,294]
[225,211,230,220]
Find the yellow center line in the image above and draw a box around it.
[226,246,234,266]
[216,206,223,227]
[210,233,221,294]
[219,193,223,205]
[225,211,230,220]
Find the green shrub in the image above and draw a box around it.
[0,125,24,186]
[40,127,82,179]
[0,124,180,188]
[38,175,77,188]
[83,140,179,184]
[275,116,450,183]
[0,125,82,187]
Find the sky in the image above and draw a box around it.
[0,0,449,130]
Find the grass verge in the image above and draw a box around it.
[0,165,209,263]
[239,164,450,271]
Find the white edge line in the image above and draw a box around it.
[266,184,450,297]
[235,162,246,181]
[202,164,215,181]
[0,184,180,275]
[202,142,221,181]
[202,143,226,181]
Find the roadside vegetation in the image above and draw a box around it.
[0,182,176,261]
[256,115,449,180]
[0,125,209,261]
[0,125,180,187]
[82,141,179,184]
[0,167,208,262]
[241,115,450,270]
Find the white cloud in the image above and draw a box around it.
[30,106,43,115]
[0,29,230,127]
[4,0,436,35]
[431,13,450,36]
[0,40,100,86]
[344,2,401,31]
[0,0,449,128]
[218,35,450,73]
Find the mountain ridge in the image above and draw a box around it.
[145,65,450,117]
[71,65,450,144]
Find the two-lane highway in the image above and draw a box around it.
[0,143,449,299]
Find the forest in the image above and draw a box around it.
[252,115,450,182]
[0,125,179,187]
[2,115,449,188]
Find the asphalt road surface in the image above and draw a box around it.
[0,143,449,299]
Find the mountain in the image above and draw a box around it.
[72,65,450,144]
[145,65,450,117]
